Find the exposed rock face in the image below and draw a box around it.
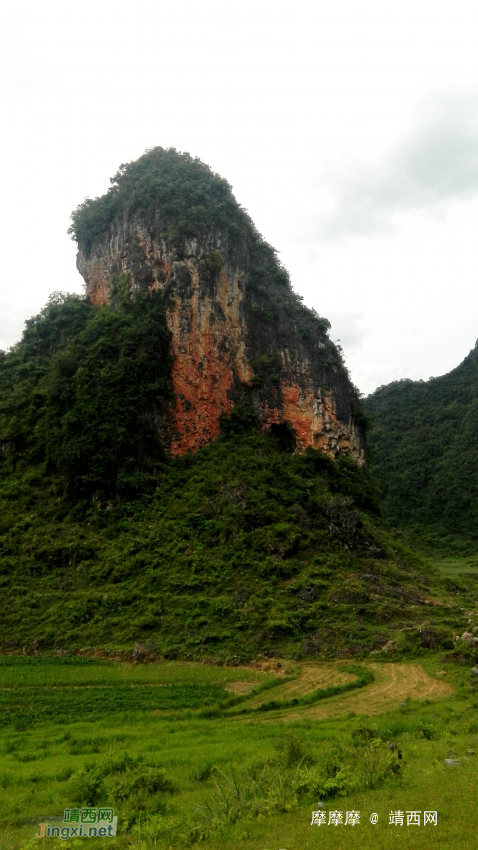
[75,151,364,462]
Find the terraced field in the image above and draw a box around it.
[243,662,357,707]
[240,661,453,720]
[2,654,473,850]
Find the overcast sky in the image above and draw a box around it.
[2,0,478,395]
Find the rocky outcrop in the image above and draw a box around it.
[75,150,364,462]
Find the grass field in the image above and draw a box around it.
[431,554,478,576]
[1,654,478,850]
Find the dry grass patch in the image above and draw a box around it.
[244,662,357,709]
[267,662,453,721]
[225,681,260,694]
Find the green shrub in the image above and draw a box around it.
[204,251,224,278]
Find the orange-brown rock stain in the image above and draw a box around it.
[78,226,364,464]
[86,263,112,306]
[260,382,362,463]
[168,264,251,456]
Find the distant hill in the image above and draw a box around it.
[365,344,478,554]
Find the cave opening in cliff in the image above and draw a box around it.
[269,422,297,454]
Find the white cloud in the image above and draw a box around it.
[320,93,478,240]
[0,302,31,353]
[2,2,478,395]
[327,312,367,354]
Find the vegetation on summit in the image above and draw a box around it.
[69,148,255,254]
[69,146,293,301]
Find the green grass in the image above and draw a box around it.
[0,657,266,688]
[432,555,478,576]
[1,655,478,849]
[0,658,276,728]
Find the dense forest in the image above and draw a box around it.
[0,286,173,503]
[365,343,478,554]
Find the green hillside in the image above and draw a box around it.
[365,344,478,554]
[0,148,476,661]
[1,292,477,659]
[0,412,472,660]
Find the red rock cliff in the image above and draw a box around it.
[73,148,365,463]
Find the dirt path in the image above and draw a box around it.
[240,662,452,721]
